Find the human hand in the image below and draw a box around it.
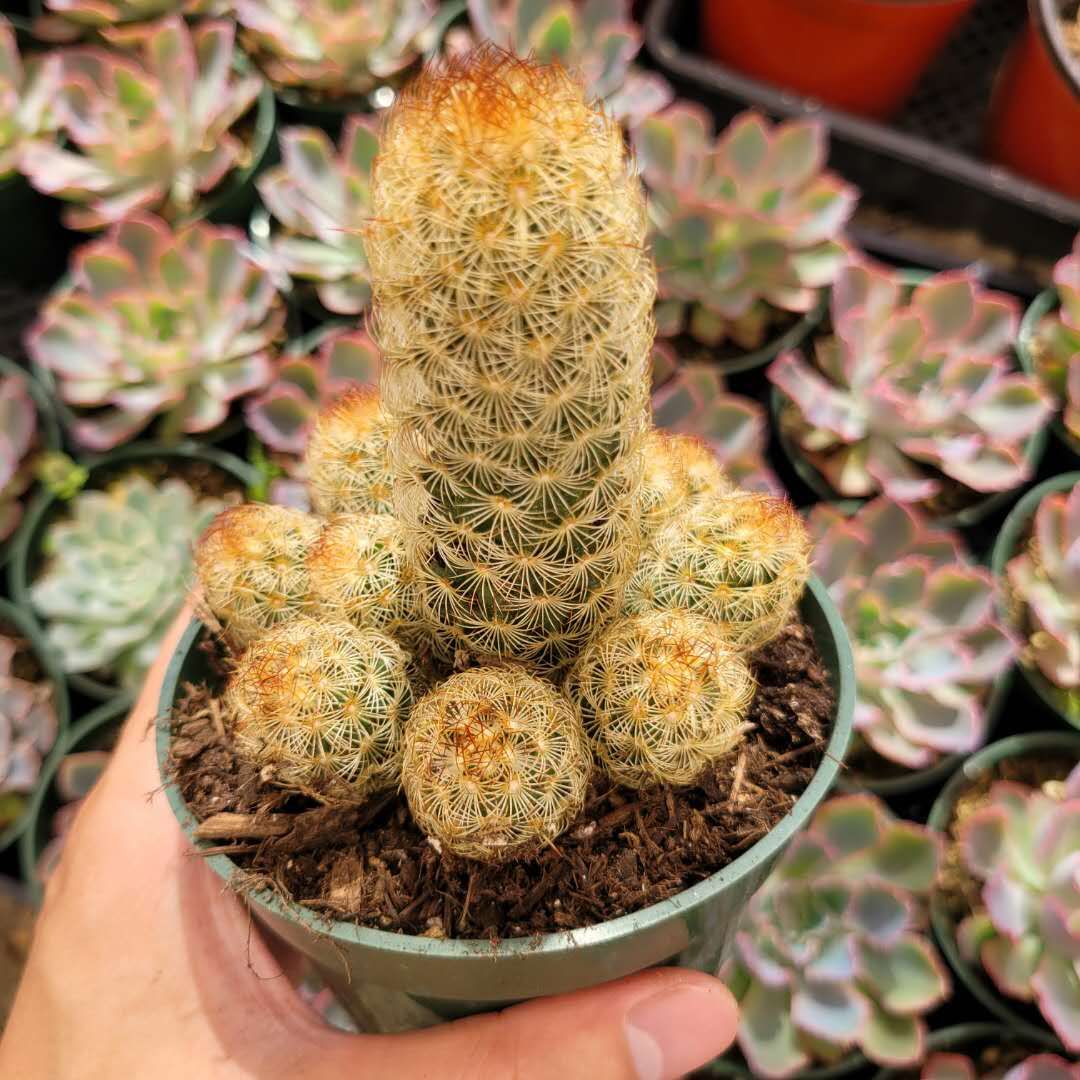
[0,606,739,1079]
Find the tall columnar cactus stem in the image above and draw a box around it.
[568,610,754,789]
[194,502,319,650]
[227,616,412,801]
[367,46,654,669]
[401,667,591,862]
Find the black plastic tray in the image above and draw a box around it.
[644,0,1080,280]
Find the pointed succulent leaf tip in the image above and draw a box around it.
[768,257,1053,502]
[806,497,1013,769]
[633,106,855,348]
[727,793,945,1076]
[30,474,223,688]
[19,17,261,230]
[401,667,589,863]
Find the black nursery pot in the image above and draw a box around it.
[6,441,257,704]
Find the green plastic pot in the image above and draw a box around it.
[1018,288,1080,460]
[17,695,129,899]
[928,731,1080,1051]
[990,471,1080,730]
[156,576,854,1032]
[871,1022,1064,1079]
[6,441,258,705]
[0,596,70,855]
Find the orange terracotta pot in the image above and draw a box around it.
[700,0,978,120]
[986,0,1080,200]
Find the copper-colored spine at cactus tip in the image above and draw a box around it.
[366,45,655,670]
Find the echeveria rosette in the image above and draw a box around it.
[724,795,949,1077]
[39,0,225,34]
[0,17,61,181]
[1034,234,1080,443]
[30,474,225,689]
[651,351,781,494]
[809,498,1016,770]
[234,0,435,98]
[0,371,38,542]
[633,106,856,349]
[922,1052,1080,1080]
[1006,484,1080,709]
[19,18,263,231]
[956,763,1080,1054]
[257,119,377,315]
[448,0,672,127]
[769,261,1054,505]
[27,214,285,451]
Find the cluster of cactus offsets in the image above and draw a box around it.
[0,635,59,831]
[234,0,435,97]
[957,762,1080,1053]
[1034,233,1080,441]
[401,667,590,862]
[446,0,672,126]
[632,106,856,349]
[27,214,285,451]
[31,474,224,687]
[194,502,319,651]
[1006,483,1080,714]
[228,617,412,800]
[922,1054,1080,1080]
[724,795,949,1077]
[569,611,754,789]
[769,261,1054,504]
[626,490,811,650]
[19,18,263,231]
[257,120,379,316]
[808,499,1016,769]
[0,18,59,180]
[0,372,38,542]
[366,46,654,670]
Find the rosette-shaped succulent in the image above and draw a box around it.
[724,795,949,1077]
[256,120,378,316]
[446,0,671,126]
[568,610,754,789]
[368,46,653,669]
[769,261,1053,504]
[626,490,811,650]
[227,616,412,800]
[0,635,59,833]
[19,18,264,231]
[633,107,856,349]
[234,0,435,98]
[38,0,220,33]
[922,1052,1080,1080]
[808,499,1016,770]
[957,763,1080,1053]
[1031,233,1080,443]
[0,17,60,180]
[27,215,285,451]
[1006,483,1080,716]
[30,474,223,688]
[194,502,319,651]
[0,371,39,542]
[401,667,590,862]
[304,385,393,517]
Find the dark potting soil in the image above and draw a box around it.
[0,284,44,364]
[659,308,802,376]
[166,619,834,941]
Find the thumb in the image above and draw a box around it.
[316,967,739,1080]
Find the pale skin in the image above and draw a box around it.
[0,607,739,1080]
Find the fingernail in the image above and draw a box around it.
[624,982,735,1080]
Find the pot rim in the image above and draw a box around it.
[157,574,855,962]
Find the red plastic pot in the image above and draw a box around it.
[700,0,978,120]
[986,0,1080,199]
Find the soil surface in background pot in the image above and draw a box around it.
[662,307,801,371]
[166,619,833,941]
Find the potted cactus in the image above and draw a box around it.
[768,260,1054,527]
[631,107,853,374]
[807,498,1016,795]
[7,441,256,703]
[0,596,67,855]
[1018,231,1080,458]
[991,473,1080,729]
[157,48,854,1029]
[18,17,276,230]
[929,731,1080,1054]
